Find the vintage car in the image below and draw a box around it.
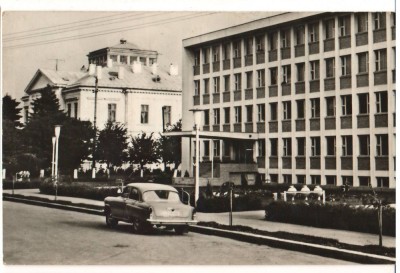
[104,183,197,234]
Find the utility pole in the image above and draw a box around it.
[49,58,65,71]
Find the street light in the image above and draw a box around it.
[54,125,61,201]
[89,64,102,175]
[190,109,202,208]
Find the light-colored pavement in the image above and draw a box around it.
[3,188,396,248]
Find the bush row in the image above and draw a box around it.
[3,181,42,190]
[265,201,396,236]
[196,194,272,213]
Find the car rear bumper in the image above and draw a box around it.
[147,219,198,226]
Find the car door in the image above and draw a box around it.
[123,187,140,220]
[113,186,131,219]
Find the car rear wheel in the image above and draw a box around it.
[105,211,118,228]
[132,217,151,234]
[174,226,189,235]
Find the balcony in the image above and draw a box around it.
[268,49,277,62]
[295,44,305,57]
[309,117,320,131]
[282,157,292,169]
[357,114,369,128]
[308,42,319,55]
[233,57,242,68]
[245,55,253,66]
[223,124,230,132]
[309,79,320,92]
[324,38,335,52]
[233,123,242,132]
[256,51,265,64]
[324,78,335,91]
[193,65,200,75]
[356,32,368,46]
[233,90,242,101]
[356,73,369,87]
[325,116,336,130]
[325,156,336,169]
[374,70,388,85]
[340,75,352,89]
[281,83,291,96]
[295,82,305,94]
[269,157,278,169]
[310,156,321,169]
[358,156,370,170]
[339,35,351,49]
[269,121,278,133]
[256,122,265,133]
[269,85,278,97]
[295,119,305,131]
[203,94,210,105]
[296,156,306,169]
[282,120,291,132]
[375,113,388,127]
[212,124,220,132]
[281,47,291,59]
[245,88,253,100]
[223,59,230,70]
[341,156,353,170]
[203,63,210,74]
[373,28,387,43]
[212,61,220,72]
[213,93,220,104]
[245,122,253,133]
[341,116,352,129]
[256,87,265,98]
[375,156,389,170]
[193,95,200,106]
[222,91,230,102]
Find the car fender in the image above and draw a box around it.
[126,202,150,221]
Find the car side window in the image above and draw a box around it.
[129,188,140,201]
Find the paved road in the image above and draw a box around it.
[3,201,355,265]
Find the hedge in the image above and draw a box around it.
[265,201,395,236]
[196,194,273,213]
[3,181,42,190]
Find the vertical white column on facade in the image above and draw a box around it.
[264,32,270,180]
[276,30,283,182]
[304,23,311,184]
[334,15,342,186]
[290,26,296,179]
[318,19,326,185]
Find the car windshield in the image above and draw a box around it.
[142,190,180,203]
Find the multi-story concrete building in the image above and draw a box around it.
[179,12,396,188]
[22,39,182,137]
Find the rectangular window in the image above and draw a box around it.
[325,19,335,39]
[374,12,386,30]
[246,105,253,122]
[341,55,351,75]
[74,102,78,118]
[311,98,320,118]
[283,175,292,184]
[297,175,306,184]
[233,41,241,58]
[376,91,388,113]
[376,134,388,156]
[326,136,336,156]
[194,80,200,95]
[341,95,352,115]
[357,12,369,33]
[342,176,353,186]
[311,137,321,156]
[269,32,278,50]
[224,140,230,157]
[283,138,292,156]
[163,106,171,127]
[375,49,387,71]
[110,55,118,62]
[309,23,319,42]
[67,103,72,117]
[270,139,278,156]
[358,93,369,114]
[257,69,265,87]
[140,57,146,66]
[222,43,230,60]
[282,65,291,84]
[310,61,320,80]
[297,137,305,156]
[311,175,321,185]
[326,97,336,117]
[297,63,305,82]
[359,176,370,187]
[270,67,278,85]
[326,176,337,185]
[297,100,305,119]
[204,78,210,94]
[296,25,305,45]
[246,72,253,89]
[213,140,220,157]
[224,75,230,92]
[258,139,266,156]
[213,108,220,125]
[234,106,242,123]
[234,73,242,91]
[358,52,369,73]
[326,58,335,78]
[120,55,128,64]
[377,177,389,188]
[256,35,265,51]
[213,77,220,93]
[109,103,117,122]
[204,110,210,125]
[245,37,253,56]
[270,103,278,121]
[212,46,220,62]
[282,101,291,120]
[281,29,290,48]
[339,15,351,36]
[203,47,210,64]
[224,107,230,124]
[342,136,353,156]
[359,135,370,156]
[204,140,210,157]
[194,50,200,66]
[257,104,265,122]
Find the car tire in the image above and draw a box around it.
[105,211,118,228]
[132,217,151,234]
[174,226,189,235]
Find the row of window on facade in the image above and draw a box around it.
[193,48,393,95]
[193,12,394,66]
[199,90,393,126]
[89,55,157,66]
[65,102,172,126]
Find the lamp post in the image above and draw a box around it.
[89,64,102,175]
[190,109,202,208]
[51,136,56,178]
[54,125,61,201]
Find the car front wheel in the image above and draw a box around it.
[105,211,118,228]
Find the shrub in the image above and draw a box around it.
[265,201,395,236]
[3,180,42,190]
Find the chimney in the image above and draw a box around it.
[88,64,96,76]
[169,64,178,76]
[107,58,113,68]
[132,61,142,73]
[118,66,124,80]
[151,63,158,75]
[120,38,127,44]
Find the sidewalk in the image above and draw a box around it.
[3,188,396,248]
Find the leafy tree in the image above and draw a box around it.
[2,120,25,177]
[31,85,64,119]
[128,132,159,177]
[96,122,128,169]
[158,119,182,170]
[3,94,23,128]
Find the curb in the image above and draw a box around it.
[3,194,395,264]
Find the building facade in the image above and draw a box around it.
[22,39,182,137]
[180,12,396,188]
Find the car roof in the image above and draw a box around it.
[126,183,178,192]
